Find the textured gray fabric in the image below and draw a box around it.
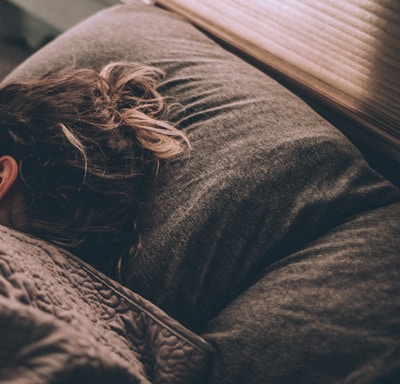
[5,1,400,324]
[3,4,400,383]
[7,4,399,329]
[202,202,400,383]
[0,225,212,384]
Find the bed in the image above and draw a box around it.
[1,2,399,383]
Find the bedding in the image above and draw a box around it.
[5,0,399,328]
[0,225,212,383]
[2,2,400,383]
[202,202,400,383]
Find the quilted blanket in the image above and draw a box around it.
[0,225,212,384]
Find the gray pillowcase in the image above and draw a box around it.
[202,201,400,383]
[4,4,400,331]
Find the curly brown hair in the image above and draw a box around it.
[0,62,189,276]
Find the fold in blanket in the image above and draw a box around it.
[0,226,212,384]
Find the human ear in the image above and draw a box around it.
[0,155,19,200]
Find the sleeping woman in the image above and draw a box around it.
[0,62,190,277]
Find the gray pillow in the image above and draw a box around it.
[202,201,400,383]
[4,4,400,331]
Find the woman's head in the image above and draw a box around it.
[0,62,189,273]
